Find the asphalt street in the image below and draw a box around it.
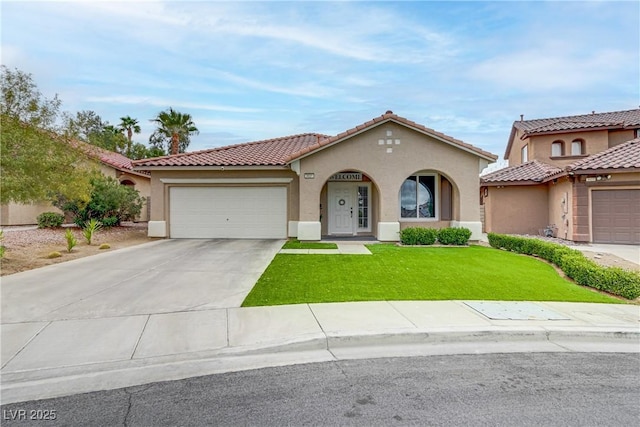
[2,352,638,426]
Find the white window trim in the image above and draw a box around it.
[357,183,372,232]
[399,173,439,222]
[521,144,528,162]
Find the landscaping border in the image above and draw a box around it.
[487,233,640,300]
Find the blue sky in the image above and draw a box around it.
[2,1,638,169]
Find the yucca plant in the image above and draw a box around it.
[82,219,102,245]
[65,228,78,252]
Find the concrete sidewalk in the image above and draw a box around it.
[2,300,638,404]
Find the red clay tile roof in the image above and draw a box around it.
[480,160,562,184]
[134,112,497,168]
[71,140,150,177]
[504,108,640,159]
[568,138,640,172]
[133,133,327,167]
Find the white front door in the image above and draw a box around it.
[328,182,355,235]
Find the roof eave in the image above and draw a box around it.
[570,167,640,175]
[481,179,544,187]
[133,165,291,172]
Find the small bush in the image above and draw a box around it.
[487,233,640,300]
[101,217,119,228]
[0,230,5,258]
[400,227,437,245]
[65,228,77,253]
[437,227,472,245]
[82,218,102,245]
[99,243,111,250]
[37,212,65,228]
[47,251,62,259]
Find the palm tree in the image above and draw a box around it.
[118,116,141,157]
[149,108,199,155]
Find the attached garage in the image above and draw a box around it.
[591,189,640,244]
[169,186,287,239]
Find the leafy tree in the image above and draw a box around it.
[0,66,94,204]
[128,142,166,160]
[149,107,199,155]
[54,176,144,226]
[118,116,141,157]
[63,110,105,141]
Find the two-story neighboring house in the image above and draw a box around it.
[481,109,640,244]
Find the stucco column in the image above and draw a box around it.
[297,175,322,240]
[376,176,401,241]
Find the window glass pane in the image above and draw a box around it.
[358,186,368,228]
[521,145,528,162]
[418,176,435,218]
[401,177,417,218]
[571,141,582,155]
[551,142,562,156]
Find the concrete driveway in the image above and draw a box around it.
[1,239,284,323]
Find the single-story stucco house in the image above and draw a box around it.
[1,141,151,226]
[133,111,497,241]
[481,108,640,244]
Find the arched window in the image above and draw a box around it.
[120,179,135,187]
[551,140,564,157]
[400,175,436,219]
[571,139,584,155]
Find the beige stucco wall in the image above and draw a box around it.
[298,122,483,226]
[608,129,635,147]
[0,202,64,226]
[507,129,527,166]
[147,168,298,234]
[484,185,549,235]
[548,177,573,240]
[508,129,625,168]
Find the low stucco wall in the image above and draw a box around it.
[484,185,549,235]
[1,202,63,226]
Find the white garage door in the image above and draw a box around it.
[169,187,287,239]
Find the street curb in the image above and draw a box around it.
[2,327,638,405]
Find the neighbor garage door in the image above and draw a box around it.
[169,187,287,239]
[591,189,640,244]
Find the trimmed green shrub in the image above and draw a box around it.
[37,212,65,228]
[65,228,77,253]
[82,218,102,245]
[487,233,640,300]
[101,216,119,228]
[437,227,472,245]
[0,230,5,258]
[400,227,437,245]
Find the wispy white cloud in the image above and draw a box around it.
[469,47,629,91]
[86,95,262,114]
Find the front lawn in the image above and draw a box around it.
[242,245,621,306]
[282,240,338,250]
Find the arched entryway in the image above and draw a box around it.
[320,170,380,237]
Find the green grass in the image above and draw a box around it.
[242,245,622,306]
[282,240,338,250]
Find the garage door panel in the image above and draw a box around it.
[169,187,287,239]
[592,189,640,244]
